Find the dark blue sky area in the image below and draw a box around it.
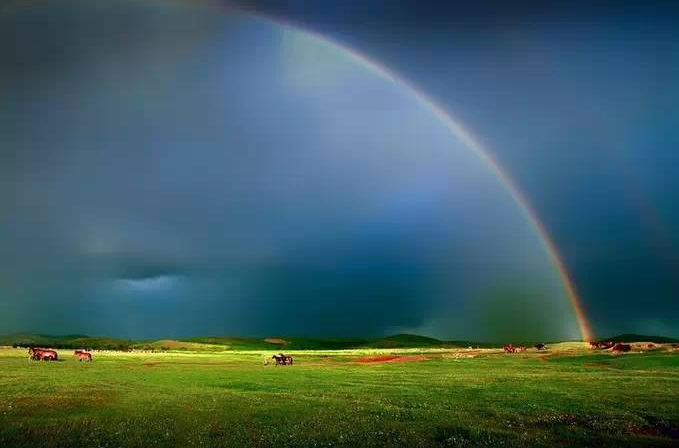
[244,0,679,337]
[1,0,677,339]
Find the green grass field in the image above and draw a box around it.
[1,343,677,447]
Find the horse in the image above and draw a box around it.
[42,350,58,361]
[534,343,547,350]
[272,353,293,365]
[29,347,58,361]
[27,347,40,360]
[28,347,48,361]
[74,350,93,362]
[272,354,287,365]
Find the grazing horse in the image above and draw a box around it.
[272,354,287,365]
[28,347,58,361]
[74,350,93,362]
[27,347,40,360]
[534,343,547,350]
[42,350,58,361]
[28,347,46,361]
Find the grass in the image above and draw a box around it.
[0,343,677,447]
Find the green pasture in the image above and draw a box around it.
[0,344,677,447]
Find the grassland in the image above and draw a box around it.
[0,342,677,448]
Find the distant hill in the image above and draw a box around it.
[364,333,443,348]
[604,334,679,343]
[132,339,228,352]
[183,336,370,351]
[181,334,452,351]
[0,333,132,350]
[0,332,450,351]
[3,332,676,351]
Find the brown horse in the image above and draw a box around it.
[28,347,47,360]
[28,347,58,361]
[271,353,293,365]
[272,354,286,365]
[74,350,93,362]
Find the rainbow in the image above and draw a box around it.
[243,11,593,342]
[237,11,593,341]
[3,0,594,341]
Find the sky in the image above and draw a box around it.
[0,0,677,340]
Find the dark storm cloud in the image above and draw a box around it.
[3,0,675,339]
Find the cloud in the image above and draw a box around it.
[112,275,179,293]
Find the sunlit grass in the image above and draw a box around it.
[0,344,677,447]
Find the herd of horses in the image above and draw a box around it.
[503,343,547,353]
[24,342,673,364]
[27,347,92,362]
[589,341,632,352]
[27,348,291,365]
[503,341,651,353]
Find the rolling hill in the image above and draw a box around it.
[1,332,449,351]
[604,334,679,343]
[3,332,676,351]
[0,333,132,350]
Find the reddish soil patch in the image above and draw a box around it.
[356,355,429,364]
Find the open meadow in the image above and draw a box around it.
[0,342,678,448]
